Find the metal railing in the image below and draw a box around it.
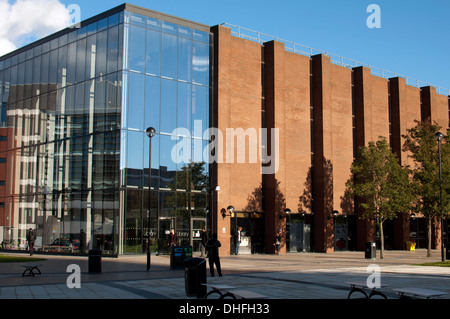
[222,23,450,96]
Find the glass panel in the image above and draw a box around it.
[162,21,178,35]
[121,71,128,129]
[178,37,192,82]
[191,85,208,138]
[125,189,143,253]
[159,134,177,188]
[88,21,97,36]
[146,30,161,76]
[147,17,161,31]
[130,13,146,27]
[129,25,146,73]
[161,33,177,79]
[160,78,177,134]
[193,30,209,43]
[144,133,160,189]
[178,26,192,39]
[128,72,145,131]
[144,75,160,133]
[94,77,106,132]
[108,13,120,27]
[76,38,86,83]
[107,26,119,74]
[192,41,209,86]
[40,53,49,94]
[57,45,67,87]
[177,81,190,133]
[49,49,58,88]
[96,30,108,77]
[122,23,130,71]
[86,35,96,79]
[77,26,87,39]
[98,18,108,32]
[67,41,76,85]
[32,56,40,95]
[127,130,143,187]
[73,82,85,137]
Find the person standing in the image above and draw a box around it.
[274,231,281,255]
[26,228,36,256]
[206,233,222,277]
[199,227,208,257]
[169,228,177,247]
[235,227,242,255]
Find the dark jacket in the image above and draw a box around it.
[206,237,221,259]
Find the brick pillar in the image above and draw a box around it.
[263,41,287,254]
[311,54,334,253]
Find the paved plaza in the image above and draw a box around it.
[0,249,449,300]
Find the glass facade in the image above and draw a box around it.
[0,7,211,255]
[121,11,211,255]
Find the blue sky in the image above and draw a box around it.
[6,0,450,93]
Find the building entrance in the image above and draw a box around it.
[191,218,206,253]
[157,217,175,254]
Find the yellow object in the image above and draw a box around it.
[406,241,416,251]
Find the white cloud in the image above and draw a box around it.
[0,0,71,56]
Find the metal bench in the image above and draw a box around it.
[203,284,267,299]
[203,284,236,299]
[221,289,267,299]
[346,281,388,299]
[393,288,448,299]
[22,263,42,277]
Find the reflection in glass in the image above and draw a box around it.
[191,85,208,137]
[146,30,161,76]
[0,9,211,256]
[177,81,191,133]
[128,72,145,131]
[129,25,146,73]
[178,37,192,82]
[160,78,177,134]
[161,33,177,79]
[145,75,160,132]
[192,41,209,86]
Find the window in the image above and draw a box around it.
[161,33,177,79]
[129,25,146,73]
[128,72,145,131]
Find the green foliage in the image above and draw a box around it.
[402,120,450,220]
[347,136,414,224]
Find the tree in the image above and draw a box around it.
[402,120,450,257]
[346,137,415,259]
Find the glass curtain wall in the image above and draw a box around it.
[0,12,123,255]
[121,12,211,254]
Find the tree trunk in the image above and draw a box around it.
[379,219,384,259]
[427,217,432,257]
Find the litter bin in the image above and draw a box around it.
[171,245,192,269]
[88,249,102,273]
[184,258,207,298]
[365,242,376,260]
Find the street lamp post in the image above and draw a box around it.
[435,131,445,262]
[146,127,156,271]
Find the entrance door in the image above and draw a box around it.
[191,218,206,253]
[158,217,175,254]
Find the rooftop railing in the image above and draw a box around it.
[222,23,450,96]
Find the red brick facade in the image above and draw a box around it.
[211,25,450,255]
